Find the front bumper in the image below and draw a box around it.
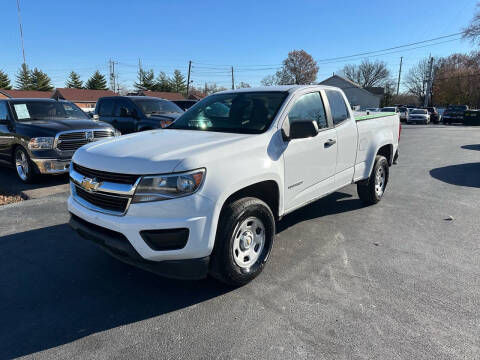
[31,158,70,174]
[68,190,217,260]
[69,213,209,279]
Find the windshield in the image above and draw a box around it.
[447,105,468,111]
[381,107,396,112]
[12,101,88,121]
[168,91,288,134]
[412,109,427,114]
[133,99,183,115]
[399,107,407,112]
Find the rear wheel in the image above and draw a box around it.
[210,197,275,286]
[357,155,389,205]
[14,147,36,183]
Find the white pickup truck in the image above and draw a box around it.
[68,85,400,286]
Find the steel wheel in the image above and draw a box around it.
[375,166,386,197]
[15,149,30,181]
[232,216,265,269]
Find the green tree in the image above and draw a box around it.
[154,71,173,91]
[30,68,53,91]
[170,69,186,93]
[15,63,32,90]
[134,68,156,90]
[0,70,12,89]
[85,70,108,90]
[65,71,83,88]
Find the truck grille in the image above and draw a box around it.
[56,129,114,151]
[73,163,140,185]
[74,185,130,213]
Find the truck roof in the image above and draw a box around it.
[216,85,341,94]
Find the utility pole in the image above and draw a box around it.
[396,56,403,96]
[424,56,434,107]
[16,0,26,64]
[186,60,192,97]
[109,59,118,92]
[231,66,235,90]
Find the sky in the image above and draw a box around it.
[1,0,478,92]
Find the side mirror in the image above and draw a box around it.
[283,120,319,141]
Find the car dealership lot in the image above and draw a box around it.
[1,125,479,359]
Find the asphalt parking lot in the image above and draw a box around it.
[1,124,479,359]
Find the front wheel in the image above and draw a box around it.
[14,147,36,183]
[357,155,389,205]
[210,197,275,286]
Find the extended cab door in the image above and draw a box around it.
[283,91,337,211]
[324,90,358,187]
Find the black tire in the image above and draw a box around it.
[357,155,389,205]
[13,147,37,183]
[210,197,275,286]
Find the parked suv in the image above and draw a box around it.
[0,98,118,182]
[425,107,440,124]
[95,96,184,134]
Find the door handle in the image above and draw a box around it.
[324,139,336,147]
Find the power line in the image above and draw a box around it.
[316,32,463,62]
[316,38,462,65]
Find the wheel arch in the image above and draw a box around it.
[220,180,281,221]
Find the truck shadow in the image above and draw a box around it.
[461,144,480,151]
[0,166,69,195]
[1,191,363,358]
[0,224,228,359]
[277,191,363,233]
[430,163,480,188]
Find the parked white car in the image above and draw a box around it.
[68,85,400,285]
[398,106,409,122]
[408,108,430,124]
[365,107,379,115]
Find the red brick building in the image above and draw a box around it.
[0,89,54,99]
[52,88,118,111]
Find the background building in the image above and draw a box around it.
[319,75,383,110]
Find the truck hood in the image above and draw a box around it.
[147,112,182,121]
[73,129,253,174]
[16,119,112,136]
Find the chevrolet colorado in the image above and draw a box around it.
[68,85,400,286]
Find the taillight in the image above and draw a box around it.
[399,123,402,141]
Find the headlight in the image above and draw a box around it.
[114,129,121,136]
[28,137,54,150]
[132,168,205,203]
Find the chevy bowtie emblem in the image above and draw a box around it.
[80,177,102,192]
[86,131,95,142]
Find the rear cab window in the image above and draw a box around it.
[97,99,115,116]
[325,90,350,125]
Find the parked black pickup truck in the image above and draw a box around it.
[0,98,118,183]
[95,96,184,134]
[442,105,469,124]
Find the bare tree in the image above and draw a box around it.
[236,82,251,88]
[260,74,278,86]
[404,58,431,101]
[463,2,480,45]
[341,59,390,87]
[276,50,319,85]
